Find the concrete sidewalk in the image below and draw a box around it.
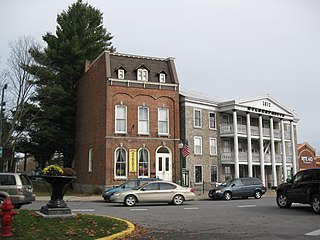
[35,190,276,202]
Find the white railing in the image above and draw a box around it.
[220,124,291,140]
[220,152,291,164]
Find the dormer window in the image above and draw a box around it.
[137,69,148,81]
[159,73,166,83]
[118,69,125,79]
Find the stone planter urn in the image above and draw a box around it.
[40,175,76,216]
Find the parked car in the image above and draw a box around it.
[110,181,195,206]
[102,177,161,201]
[0,173,36,209]
[208,177,266,200]
[276,168,320,214]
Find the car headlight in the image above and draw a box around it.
[216,190,222,193]
[113,193,121,197]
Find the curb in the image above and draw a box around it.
[96,216,135,240]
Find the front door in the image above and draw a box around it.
[156,153,172,182]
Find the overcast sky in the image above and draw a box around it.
[1,0,320,153]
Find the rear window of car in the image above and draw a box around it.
[160,182,176,190]
[0,175,16,185]
[20,175,32,185]
[252,178,262,185]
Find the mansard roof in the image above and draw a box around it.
[108,52,179,84]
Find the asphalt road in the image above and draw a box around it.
[24,197,320,240]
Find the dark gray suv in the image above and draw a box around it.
[208,177,266,200]
[276,168,320,214]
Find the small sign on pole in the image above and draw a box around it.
[0,147,2,157]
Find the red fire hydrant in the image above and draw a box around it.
[0,198,17,237]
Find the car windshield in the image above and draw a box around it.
[219,180,232,187]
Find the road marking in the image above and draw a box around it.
[237,205,256,208]
[305,229,320,236]
[72,209,94,212]
[184,207,199,210]
[130,208,148,211]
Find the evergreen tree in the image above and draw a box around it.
[25,0,115,167]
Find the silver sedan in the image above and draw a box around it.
[110,181,195,206]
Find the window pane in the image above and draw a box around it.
[115,148,126,177]
[194,110,201,127]
[210,165,217,182]
[210,138,217,155]
[209,112,216,129]
[138,149,149,177]
[116,106,126,132]
[158,157,163,171]
[158,108,169,134]
[195,166,202,183]
[139,107,149,134]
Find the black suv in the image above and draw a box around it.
[276,168,320,214]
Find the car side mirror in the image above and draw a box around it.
[121,185,125,189]
[141,188,146,191]
[286,178,293,183]
[231,184,235,187]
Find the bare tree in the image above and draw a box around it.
[2,36,42,171]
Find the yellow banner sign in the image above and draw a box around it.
[129,149,137,173]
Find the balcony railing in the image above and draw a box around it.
[220,124,291,140]
[221,152,293,164]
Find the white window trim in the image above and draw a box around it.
[88,147,93,172]
[138,106,149,135]
[137,69,148,81]
[209,137,217,156]
[158,108,169,136]
[209,112,216,129]
[118,69,125,79]
[210,165,218,183]
[115,105,127,134]
[194,136,202,155]
[114,147,127,179]
[194,109,202,128]
[159,73,166,83]
[194,165,203,184]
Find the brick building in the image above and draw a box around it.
[74,51,181,192]
[297,142,320,170]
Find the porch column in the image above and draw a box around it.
[270,117,277,187]
[259,115,265,186]
[233,110,239,178]
[246,112,253,177]
[290,121,297,174]
[280,119,287,182]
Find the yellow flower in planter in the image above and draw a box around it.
[42,165,64,176]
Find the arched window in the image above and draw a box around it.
[88,147,93,172]
[138,148,149,177]
[115,147,127,178]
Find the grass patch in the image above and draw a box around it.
[12,210,128,240]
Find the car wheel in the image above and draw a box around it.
[124,195,137,207]
[172,194,184,205]
[276,193,292,208]
[311,194,320,214]
[224,192,232,201]
[254,190,262,199]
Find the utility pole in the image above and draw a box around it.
[0,84,7,171]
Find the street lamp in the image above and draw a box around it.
[178,141,184,186]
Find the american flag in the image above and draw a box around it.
[182,140,189,158]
